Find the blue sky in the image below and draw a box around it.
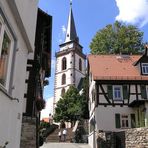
[38,0,148,117]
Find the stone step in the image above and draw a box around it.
[46,128,74,143]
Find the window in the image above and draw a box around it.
[62,57,67,70]
[61,88,65,96]
[0,19,14,88]
[142,63,148,74]
[79,58,82,71]
[113,86,123,100]
[121,115,129,128]
[115,114,129,128]
[61,74,66,85]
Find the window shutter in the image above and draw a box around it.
[123,85,129,100]
[115,114,121,128]
[107,85,113,99]
[131,114,136,128]
[140,85,147,99]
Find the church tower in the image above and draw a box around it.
[53,2,86,112]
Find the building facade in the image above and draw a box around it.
[0,0,38,148]
[53,4,86,113]
[21,8,52,148]
[88,47,148,148]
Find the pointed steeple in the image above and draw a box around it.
[65,1,79,43]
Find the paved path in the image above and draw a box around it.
[40,142,91,148]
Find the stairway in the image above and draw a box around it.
[46,128,74,143]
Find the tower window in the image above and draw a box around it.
[62,74,66,85]
[79,58,82,71]
[62,57,67,70]
[61,88,65,96]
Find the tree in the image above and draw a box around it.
[53,86,83,125]
[90,21,145,54]
[80,77,89,119]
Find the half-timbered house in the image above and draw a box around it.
[88,46,148,148]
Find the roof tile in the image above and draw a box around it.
[88,54,148,80]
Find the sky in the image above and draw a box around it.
[38,0,148,118]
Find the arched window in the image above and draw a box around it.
[62,74,66,85]
[61,88,65,96]
[62,57,67,70]
[79,58,82,71]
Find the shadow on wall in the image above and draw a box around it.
[97,131,125,148]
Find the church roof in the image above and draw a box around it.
[65,3,79,43]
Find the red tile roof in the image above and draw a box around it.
[42,118,49,123]
[88,54,148,80]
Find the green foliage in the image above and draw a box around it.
[80,77,89,119]
[40,121,50,129]
[90,21,145,54]
[39,121,58,139]
[74,126,86,143]
[54,86,84,123]
[43,124,58,137]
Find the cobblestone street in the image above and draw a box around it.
[40,143,91,148]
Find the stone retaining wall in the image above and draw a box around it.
[125,128,148,148]
[97,128,148,148]
[20,117,36,148]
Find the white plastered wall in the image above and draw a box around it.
[95,106,135,132]
[14,0,38,51]
[0,1,38,148]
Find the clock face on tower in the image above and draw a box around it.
[60,43,74,51]
[68,43,73,48]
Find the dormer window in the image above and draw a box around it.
[142,63,148,74]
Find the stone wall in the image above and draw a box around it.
[97,128,148,148]
[20,117,36,148]
[125,128,148,148]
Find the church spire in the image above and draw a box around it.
[65,1,79,43]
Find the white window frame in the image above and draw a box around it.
[121,114,129,128]
[113,85,123,101]
[0,15,14,90]
[142,63,148,74]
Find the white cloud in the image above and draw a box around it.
[115,0,148,27]
[41,97,54,119]
[58,25,66,43]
